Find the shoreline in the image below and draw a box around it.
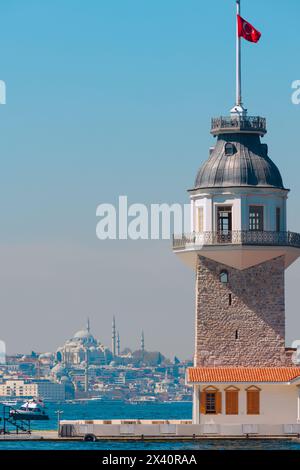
[0,431,300,442]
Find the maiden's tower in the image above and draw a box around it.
[173,0,300,435]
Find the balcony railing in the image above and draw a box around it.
[211,116,267,136]
[173,231,300,250]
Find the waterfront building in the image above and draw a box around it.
[0,379,66,400]
[173,3,300,436]
[114,372,126,385]
[0,380,38,397]
[35,380,66,401]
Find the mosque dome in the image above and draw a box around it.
[51,363,66,377]
[39,352,53,360]
[60,375,71,383]
[73,329,94,341]
[194,133,285,190]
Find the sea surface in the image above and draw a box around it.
[0,400,300,450]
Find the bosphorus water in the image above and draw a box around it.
[1,401,300,450]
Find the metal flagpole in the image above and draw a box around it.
[236,0,241,106]
[231,0,246,115]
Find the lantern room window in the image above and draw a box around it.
[220,270,229,283]
[217,206,232,242]
[224,143,235,156]
[249,206,264,231]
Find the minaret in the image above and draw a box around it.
[0,340,6,365]
[84,348,89,395]
[86,317,90,333]
[141,331,145,361]
[117,331,120,356]
[112,316,117,357]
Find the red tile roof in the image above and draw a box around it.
[187,367,300,384]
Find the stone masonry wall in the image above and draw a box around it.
[195,255,292,367]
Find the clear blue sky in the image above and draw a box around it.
[1,0,300,357]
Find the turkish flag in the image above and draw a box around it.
[237,15,261,43]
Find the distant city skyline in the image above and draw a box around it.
[6,314,186,360]
[1,1,300,358]
[5,316,166,363]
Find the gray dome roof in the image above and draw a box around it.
[195,134,284,190]
[39,352,53,359]
[51,363,66,376]
[73,329,94,341]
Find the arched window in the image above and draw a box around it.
[225,386,239,415]
[224,142,235,156]
[220,270,229,284]
[246,386,261,415]
[200,386,222,415]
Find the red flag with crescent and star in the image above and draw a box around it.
[237,14,261,43]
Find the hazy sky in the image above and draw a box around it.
[0,0,300,359]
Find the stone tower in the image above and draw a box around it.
[172,1,300,432]
[173,114,300,368]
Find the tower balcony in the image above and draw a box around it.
[173,230,300,249]
[211,116,267,137]
[173,231,300,270]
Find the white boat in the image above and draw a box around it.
[9,397,49,421]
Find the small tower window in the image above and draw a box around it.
[224,143,235,156]
[220,270,229,283]
[249,206,264,231]
[197,207,204,233]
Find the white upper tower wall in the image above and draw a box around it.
[190,187,287,234]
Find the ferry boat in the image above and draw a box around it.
[9,397,49,421]
[127,396,158,404]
